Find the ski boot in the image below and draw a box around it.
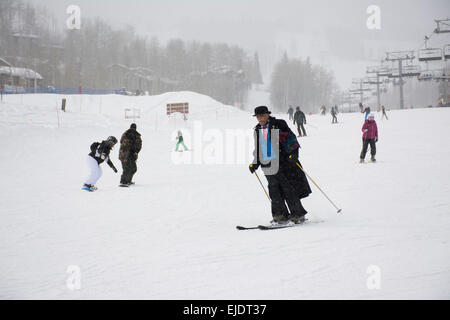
[82,184,94,192]
[360,158,365,163]
[371,156,376,162]
[270,215,290,226]
[290,215,307,224]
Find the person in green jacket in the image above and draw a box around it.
[175,130,188,151]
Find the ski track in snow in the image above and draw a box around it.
[0,93,449,299]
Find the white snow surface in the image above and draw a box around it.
[0,92,449,299]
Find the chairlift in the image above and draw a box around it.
[434,19,450,34]
[433,72,450,81]
[387,69,399,78]
[418,48,443,62]
[393,79,406,86]
[403,65,421,77]
[444,45,450,60]
[417,71,433,81]
[377,67,390,77]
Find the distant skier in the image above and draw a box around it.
[287,106,294,121]
[119,123,142,187]
[364,106,371,120]
[320,105,326,116]
[359,103,364,113]
[360,113,378,163]
[381,105,389,120]
[249,106,312,225]
[293,106,307,136]
[175,130,188,151]
[331,106,338,123]
[83,136,118,191]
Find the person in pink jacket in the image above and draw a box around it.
[360,113,378,163]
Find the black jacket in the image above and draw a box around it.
[252,117,311,199]
[89,141,116,170]
[293,111,306,125]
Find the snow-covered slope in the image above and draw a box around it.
[0,92,449,299]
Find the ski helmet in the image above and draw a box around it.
[106,136,118,145]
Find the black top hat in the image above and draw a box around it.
[253,106,271,116]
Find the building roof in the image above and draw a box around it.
[11,33,40,39]
[0,66,43,80]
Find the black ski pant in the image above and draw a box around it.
[120,159,137,184]
[360,138,376,159]
[265,172,307,220]
[332,115,337,123]
[296,123,307,136]
[382,111,388,120]
[289,113,293,121]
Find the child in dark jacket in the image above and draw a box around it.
[360,114,378,163]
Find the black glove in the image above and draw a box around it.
[113,166,118,173]
[249,163,259,174]
[375,137,378,143]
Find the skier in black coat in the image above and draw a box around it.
[331,106,338,123]
[249,106,312,224]
[293,106,307,136]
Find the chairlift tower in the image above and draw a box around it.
[385,51,415,109]
[432,18,450,104]
[366,66,389,110]
[350,78,372,105]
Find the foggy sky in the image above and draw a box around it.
[26,0,450,90]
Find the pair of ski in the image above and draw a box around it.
[236,220,308,231]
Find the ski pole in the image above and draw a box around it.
[254,171,271,201]
[295,162,342,213]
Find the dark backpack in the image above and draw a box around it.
[90,142,100,153]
